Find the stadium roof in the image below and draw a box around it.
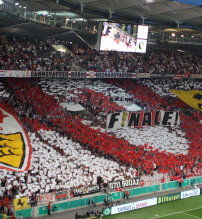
[59,0,202,27]
[1,0,202,43]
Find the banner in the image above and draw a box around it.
[0,105,31,172]
[0,70,201,79]
[14,197,30,210]
[157,193,181,204]
[0,70,31,77]
[138,73,150,78]
[37,193,56,205]
[131,73,138,78]
[190,74,202,78]
[171,90,202,111]
[181,189,200,199]
[6,70,31,77]
[73,185,100,197]
[0,70,6,77]
[55,190,69,201]
[106,111,180,129]
[109,178,140,189]
[86,71,96,78]
[103,197,157,215]
[174,74,190,80]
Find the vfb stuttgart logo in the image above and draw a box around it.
[0,106,31,172]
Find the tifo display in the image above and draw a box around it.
[0,77,200,204]
[0,34,201,218]
[0,105,31,172]
[106,111,180,129]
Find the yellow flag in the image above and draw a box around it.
[14,197,30,210]
[171,90,202,111]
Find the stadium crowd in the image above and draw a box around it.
[0,33,201,210]
[141,79,201,97]
[0,78,200,203]
[73,46,202,74]
[0,36,72,71]
[0,35,201,75]
[0,79,138,199]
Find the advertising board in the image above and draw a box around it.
[181,189,200,199]
[157,193,181,204]
[110,197,157,215]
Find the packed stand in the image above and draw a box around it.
[0,78,201,204]
[0,36,72,71]
[0,35,201,75]
[0,79,139,200]
[140,79,201,98]
[107,79,201,175]
[73,46,202,74]
[39,78,191,156]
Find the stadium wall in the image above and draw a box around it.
[13,176,202,218]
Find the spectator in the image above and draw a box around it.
[124,190,130,199]
[47,202,51,215]
[0,35,201,75]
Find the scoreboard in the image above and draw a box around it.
[98,22,149,53]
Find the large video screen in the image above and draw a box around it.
[99,22,148,53]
